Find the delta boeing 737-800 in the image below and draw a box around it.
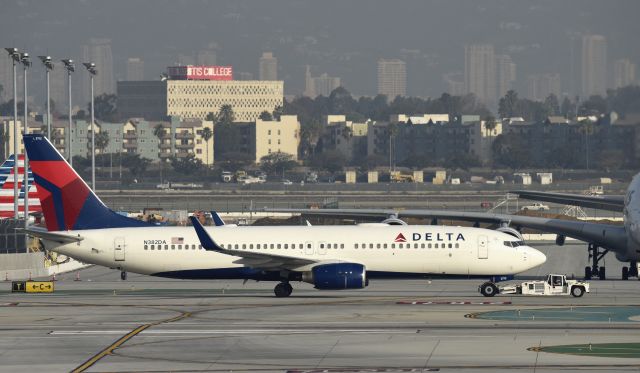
[22,134,545,297]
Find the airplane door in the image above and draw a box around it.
[317,241,327,255]
[114,237,126,261]
[305,241,314,256]
[477,235,488,259]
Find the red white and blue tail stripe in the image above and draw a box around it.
[0,154,42,218]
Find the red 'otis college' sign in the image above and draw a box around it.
[167,65,233,81]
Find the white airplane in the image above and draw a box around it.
[23,134,546,297]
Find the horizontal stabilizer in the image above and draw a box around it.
[21,228,84,244]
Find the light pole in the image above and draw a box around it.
[83,62,97,190]
[5,48,20,219]
[38,56,54,139]
[20,53,31,248]
[61,59,75,166]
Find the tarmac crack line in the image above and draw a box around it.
[70,309,191,373]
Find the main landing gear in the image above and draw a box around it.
[622,261,639,281]
[584,243,608,280]
[274,282,293,297]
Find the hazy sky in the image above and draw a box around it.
[1,0,639,99]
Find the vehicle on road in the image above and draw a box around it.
[479,274,589,297]
[521,203,549,211]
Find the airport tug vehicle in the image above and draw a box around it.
[479,274,590,297]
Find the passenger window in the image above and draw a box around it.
[421,243,425,249]
[150,245,154,250]
[455,243,459,248]
[434,243,439,249]
[166,245,169,250]
[270,244,275,249]
[199,245,202,250]
[284,244,288,249]
[320,243,325,249]
[414,243,418,249]
[355,244,359,249]
[235,244,239,249]
[277,244,281,249]
[383,243,387,249]
[391,244,395,249]
[369,243,373,249]
[428,243,432,249]
[144,245,148,250]
[340,244,344,249]
[448,243,452,249]
[242,244,246,249]
[307,243,312,248]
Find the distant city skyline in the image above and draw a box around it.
[1,1,639,111]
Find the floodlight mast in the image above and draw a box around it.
[5,48,20,219]
[83,62,97,191]
[62,59,75,166]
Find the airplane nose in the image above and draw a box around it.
[527,247,547,267]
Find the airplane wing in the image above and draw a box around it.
[189,216,317,270]
[263,208,628,253]
[511,190,625,212]
[20,228,84,244]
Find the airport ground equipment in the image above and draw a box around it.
[479,274,589,298]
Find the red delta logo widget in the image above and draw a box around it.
[394,233,407,242]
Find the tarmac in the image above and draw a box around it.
[1,247,640,373]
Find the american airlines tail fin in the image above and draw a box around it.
[23,134,151,231]
[0,154,42,218]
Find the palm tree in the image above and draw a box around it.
[201,126,213,170]
[484,116,497,167]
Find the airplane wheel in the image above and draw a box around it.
[622,267,629,281]
[571,286,585,298]
[120,271,127,281]
[274,282,292,298]
[479,282,498,297]
[584,266,592,280]
[598,267,606,280]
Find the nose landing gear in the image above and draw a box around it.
[120,271,127,281]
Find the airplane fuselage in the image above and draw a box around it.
[624,173,640,260]
[45,224,545,280]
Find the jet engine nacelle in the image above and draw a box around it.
[303,263,368,290]
[381,217,407,225]
[496,227,524,241]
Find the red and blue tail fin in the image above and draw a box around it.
[23,134,151,231]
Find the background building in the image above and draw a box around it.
[526,73,562,101]
[81,38,115,100]
[304,66,341,97]
[496,54,516,99]
[377,59,406,99]
[117,81,167,120]
[464,44,496,105]
[259,52,278,81]
[581,34,607,97]
[125,58,145,81]
[613,58,636,89]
